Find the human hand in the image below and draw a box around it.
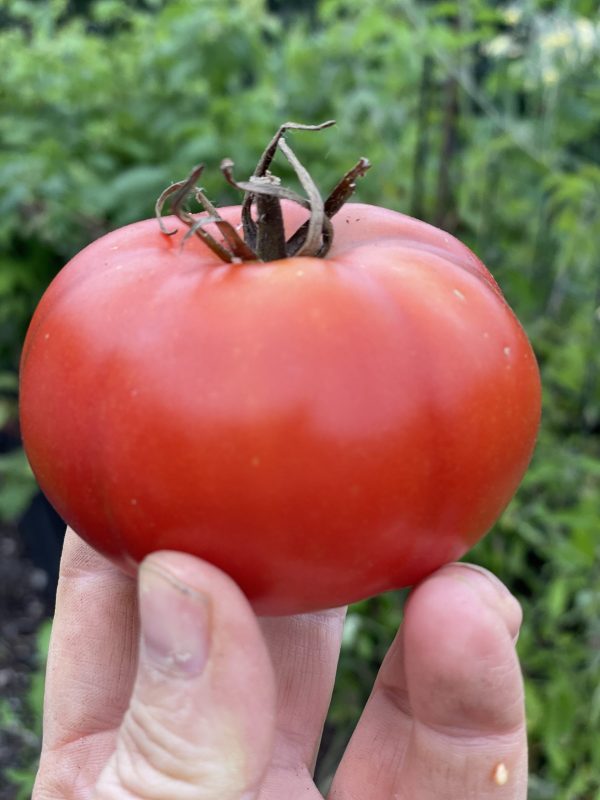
[34,528,527,799]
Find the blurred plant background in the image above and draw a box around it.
[0,0,599,797]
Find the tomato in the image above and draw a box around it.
[19,201,541,615]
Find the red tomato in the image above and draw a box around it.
[19,202,541,615]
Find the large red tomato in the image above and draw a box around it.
[19,201,541,615]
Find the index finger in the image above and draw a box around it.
[40,528,138,755]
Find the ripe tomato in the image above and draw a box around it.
[19,201,541,615]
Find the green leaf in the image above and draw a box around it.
[0,449,37,523]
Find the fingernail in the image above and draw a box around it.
[457,563,513,600]
[139,563,211,678]
[452,563,522,642]
[450,561,512,600]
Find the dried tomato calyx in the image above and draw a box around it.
[155,121,370,263]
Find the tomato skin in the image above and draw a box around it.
[20,203,541,615]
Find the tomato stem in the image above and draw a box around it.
[156,121,371,263]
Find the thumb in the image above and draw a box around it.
[93,552,276,800]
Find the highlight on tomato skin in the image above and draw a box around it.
[19,125,542,615]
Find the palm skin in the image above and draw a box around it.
[33,529,527,800]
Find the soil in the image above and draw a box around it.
[0,520,52,800]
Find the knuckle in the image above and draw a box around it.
[97,698,250,800]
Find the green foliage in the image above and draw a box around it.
[0,370,37,522]
[1,0,599,797]
[475,431,600,799]
[0,619,51,799]
[0,446,37,522]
